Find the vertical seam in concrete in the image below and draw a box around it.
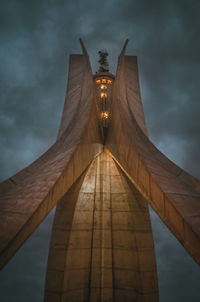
[110,157,115,301]
[88,158,97,302]
[100,158,103,301]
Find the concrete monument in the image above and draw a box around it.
[0,39,200,301]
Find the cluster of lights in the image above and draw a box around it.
[101,111,109,119]
[100,84,107,90]
[96,78,112,124]
[96,78,112,84]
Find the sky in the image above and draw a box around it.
[0,0,200,301]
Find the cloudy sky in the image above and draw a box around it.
[0,0,200,301]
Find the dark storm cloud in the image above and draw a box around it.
[0,0,200,301]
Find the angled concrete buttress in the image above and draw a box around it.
[0,39,200,302]
[0,41,102,269]
[106,41,200,265]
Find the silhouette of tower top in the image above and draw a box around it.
[0,39,200,302]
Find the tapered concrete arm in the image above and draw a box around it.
[0,50,102,269]
[106,48,200,264]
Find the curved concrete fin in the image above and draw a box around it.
[120,39,129,57]
[0,52,102,269]
[44,151,158,302]
[57,54,85,138]
[79,38,89,56]
[106,51,200,265]
[124,55,148,136]
[58,40,93,139]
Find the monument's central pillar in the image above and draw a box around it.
[45,151,158,302]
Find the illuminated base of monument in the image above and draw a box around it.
[45,151,158,302]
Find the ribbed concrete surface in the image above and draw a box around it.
[45,151,158,302]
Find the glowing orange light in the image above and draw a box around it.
[101,111,109,119]
[96,79,101,84]
[100,84,107,90]
[104,112,109,119]
[107,79,112,84]
[102,79,106,83]
[100,92,107,98]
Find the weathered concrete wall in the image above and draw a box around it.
[106,46,200,265]
[45,151,158,302]
[0,50,102,269]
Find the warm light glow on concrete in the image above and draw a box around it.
[101,111,109,119]
[100,92,107,98]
